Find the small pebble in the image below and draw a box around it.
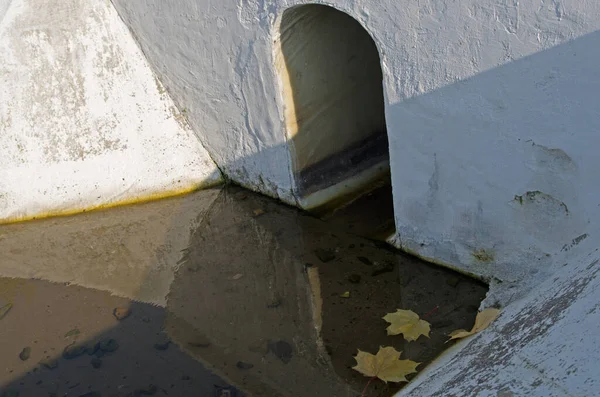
[248,340,269,355]
[187,336,211,348]
[98,339,119,353]
[133,385,157,395]
[371,262,394,276]
[39,358,58,370]
[19,347,31,361]
[348,274,361,284]
[236,361,254,370]
[113,307,131,321]
[266,297,281,308]
[91,358,102,369]
[85,342,100,356]
[154,340,171,351]
[64,328,81,338]
[268,340,293,364]
[232,273,243,280]
[357,256,373,266]
[214,386,238,397]
[63,343,86,360]
[446,276,460,288]
[314,248,335,263]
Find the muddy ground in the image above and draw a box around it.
[0,185,487,397]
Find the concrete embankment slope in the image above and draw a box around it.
[0,0,222,223]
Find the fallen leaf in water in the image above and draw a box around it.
[0,303,12,320]
[353,346,420,383]
[232,273,243,280]
[448,308,501,341]
[383,309,430,342]
[340,291,350,298]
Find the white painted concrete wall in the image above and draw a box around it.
[109,1,298,204]
[0,0,222,223]
[109,1,600,394]
[110,0,600,283]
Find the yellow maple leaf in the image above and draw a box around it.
[353,346,420,383]
[448,308,501,341]
[383,309,431,342]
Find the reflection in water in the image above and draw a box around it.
[0,186,487,396]
[0,188,222,306]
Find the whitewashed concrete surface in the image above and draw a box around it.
[0,0,222,223]
[110,0,600,284]
[399,240,600,397]
[109,1,600,395]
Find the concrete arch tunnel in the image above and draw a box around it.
[275,4,393,219]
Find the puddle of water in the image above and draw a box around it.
[320,183,396,240]
[0,280,230,397]
[0,186,487,397]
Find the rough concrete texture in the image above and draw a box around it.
[0,0,222,223]
[400,242,600,397]
[108,0,600,281]
[107,1,600,395]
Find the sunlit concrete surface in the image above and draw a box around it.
[0,0,222,224]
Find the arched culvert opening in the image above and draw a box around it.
[276,4,394,239]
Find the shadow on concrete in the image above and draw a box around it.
[1,25,599,397]
[0,186,486,397]
[385,29,600,284]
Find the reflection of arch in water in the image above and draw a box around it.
[275,4,391,213]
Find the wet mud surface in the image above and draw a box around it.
[0,186,487,397]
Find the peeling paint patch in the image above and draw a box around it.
[169,106,191,130]
[427,260,599,396]
[472,248,495,263]
[561,233,588,252]
[513,190,569,215]
[154,76,166,95]
[531,142,577,173]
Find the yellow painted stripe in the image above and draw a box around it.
[0,180,223,226]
